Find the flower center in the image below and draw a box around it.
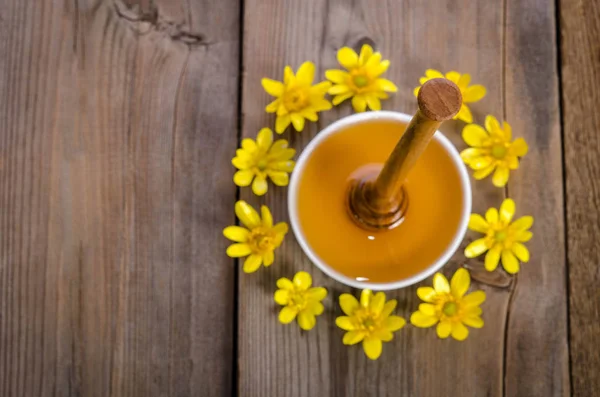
[442,302,458,317]
[291,292,307,309]
[353,75,369,88]
[283,88,309,112]
[257,158,268,171]
[495,230,507,242]
[491,144,507,159]
[249,228,275,253]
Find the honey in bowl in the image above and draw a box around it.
[290,112,470,289]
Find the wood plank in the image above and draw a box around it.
[503,0,570,395]
[559,0,600,394]
[0,1,239,396]
[239,0,568,395]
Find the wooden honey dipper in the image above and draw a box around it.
[347,78,463,230]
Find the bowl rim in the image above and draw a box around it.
[288,110,472,291]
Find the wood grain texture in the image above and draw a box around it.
[0,1,239,396]
[559,0,600,394]
[238,0,568,396]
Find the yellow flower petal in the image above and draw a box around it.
[241,138,257,152]
[336,316,355,331]
[272,222,289,235]
[358,44,374,65]
[337,47,359,69]
[268,171,289,186]
[377,301,396,319]
[418,303,436,316]
[456,104,473,123]
[311,81,332,95]
[370,292,386,314]
[275,114,291,134]
[271,161,295,172]
[296,61,315,85]
[465,238,489,258]
[425,69,444,78]
[260,206,273,228]
[243,254,263,273]
[516,230,533,242]
[485,245,502,271]
[256,128,273,151]
[511,242,530,262]
[364,52,382,69]
[293,271,312,289]
[234,170,254,186]
[311,98,333,112]
[340,294,359,315]
[360,289,372,307]
[486,208,499,224]
[300,108,318,121]
[232,155,251,169]
[485,115,501,135]
[375,78,398,92]
[298,311,316,330]
[502,121,513,140]
[274,289,289,305]
[501,250,520,274]
[462,124,488,147]
[463,85,486,103]
[365,95,382,111]
[235,200,261,229]
[463,315,484,328]
[433,273,450,293]
[410,311,438,328]
[373,329,394,342]
[492,165,510,187]
[332,92,353,105]
[265,99,279,113]
[263,250,274,267]
[510,216,534,231]
[417,287,437,303]
[413,86,421,97]
[270,139,289,154]
[473,164,496,180]
[290,113,305,132]
[468,214,490,233]
[469,156,494,170]
[451,322,469,341]
[309,302,324,315]
[445,71,461,84]
[352,95,367,112]
[370,59,390,77]
[450,268,470,298]
[343,330,365,345]
[283,66,294,84]
[261,78,284,97]
[463,290,486,307]
[500,198,516,223]
[363,337,383,360]
[307,287,327,301]
[457,73,471,90]
[384,316,406,332]
[511,137,529,157]
[252,175,268,196]
[226,243,251,257]
[325,69,348,84]
[223,226,249,243]
[276,277,293,290]
[436,321,452,338]
[279,306,297,324]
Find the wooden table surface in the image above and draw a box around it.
[0,0,598,396]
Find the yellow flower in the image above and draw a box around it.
[410,268,485,341]
[232,128,296,196]
[274,271,327,330]
[335,289,406,360]
[325,44,397,112]
[223,201,288,273]
[460,115,528,187]
[464,198,533,274]
[262,61,332,133]
[413,69,486,123]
